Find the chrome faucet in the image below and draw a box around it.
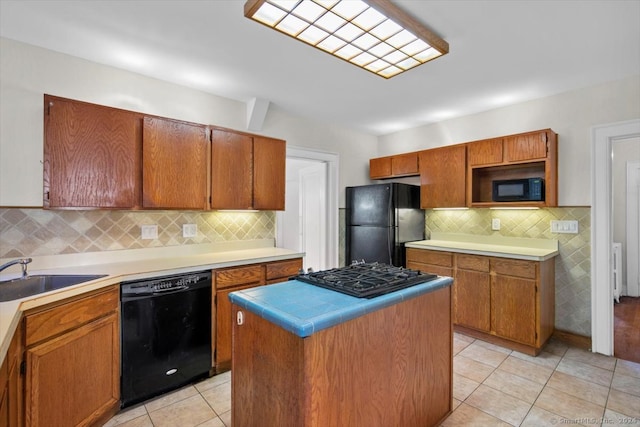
[0,258,32,278]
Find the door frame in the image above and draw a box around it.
[591,118,640,356]
[281,146,339,269]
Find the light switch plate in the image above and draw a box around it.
[551,220,578,234]
[182,224,197,238]
[141,224,158,239]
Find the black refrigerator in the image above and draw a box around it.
[345,183,424,267]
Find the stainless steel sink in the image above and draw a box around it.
[0,274,107,302]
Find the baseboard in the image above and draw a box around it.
[453,325,543,356]
[552,329,591,350]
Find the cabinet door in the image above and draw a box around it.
[467,138,503,166]
[0,357,7,427]
[504,131,548,162]
[6,327,23,427]
[211,129,253,209]
[142,117,208,209]
[214,265,264,372]
[419,145,467,208]
[253,136,286,210]
[43,95,142,208]
[491,275,536,345]
[369,157,391,179]
[215,283,259,373]
[392,152,419,176]
[25,313,119,427]
[454,269,490,332]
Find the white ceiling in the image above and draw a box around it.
[1,0,639,136]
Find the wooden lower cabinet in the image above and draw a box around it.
[407,248,555,355]
[23,286,120,427]
[0,323,23,427]
[214,258,302,373]
[454,267,491,332]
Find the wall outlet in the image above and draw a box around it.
[551,220,579,234]
[141,224,158,239]
[491,218,501,231]
[182,223,197,238]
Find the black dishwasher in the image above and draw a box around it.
[120,270,212,408]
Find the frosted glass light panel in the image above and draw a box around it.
[244,0,449,78]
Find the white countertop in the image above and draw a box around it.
[405,232,559,261]
[0,239,304,364]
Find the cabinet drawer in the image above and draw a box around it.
[406,248,453,267]
[25,286,119,347]
[491,258,537,279]
[266,259,302,282]
[456,254,489,272]
[215,265,265,289]
[407,262,452,278]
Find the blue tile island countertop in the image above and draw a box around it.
[228,276,454,338]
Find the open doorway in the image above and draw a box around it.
[591,119,640,358]
[612,141,640,362]
[276,146,339,271]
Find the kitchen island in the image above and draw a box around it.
[229,275,454,427]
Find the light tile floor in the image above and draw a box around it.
[104,333,640,427]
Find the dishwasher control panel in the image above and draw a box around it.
[121,271,211,296]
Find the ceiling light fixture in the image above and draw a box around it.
[244,0,449,79]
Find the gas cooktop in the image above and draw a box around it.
[293,262,437,299]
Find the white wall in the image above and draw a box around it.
[377,75,640,206]
[0,37,377,207]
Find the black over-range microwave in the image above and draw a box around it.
[492,178,544,202]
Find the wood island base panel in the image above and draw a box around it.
[230,279,453,427]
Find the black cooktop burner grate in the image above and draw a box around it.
[293,262,437,298]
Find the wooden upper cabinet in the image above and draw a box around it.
[504,131,549,162]
[391,152,419,176]
[43,95,142,208]
[369,157,392,179]
[419,145,467,209]
[211,128,286,210]
[467,129,557,207]
[142,117,209,209]
[468,130,551,166]
[467,138,503,166]
[43,95,286,210]
[211,129,253,209]
[370,152,419,179]
[253,136,286,210]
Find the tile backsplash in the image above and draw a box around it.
[0,208,275,259]
[3,206,591,337]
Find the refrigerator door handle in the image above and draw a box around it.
[388,227,394,264]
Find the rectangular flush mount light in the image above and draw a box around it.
[244,0,449,78]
